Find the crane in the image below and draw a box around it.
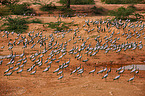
[127,74,135,82]
[113,75,120,81]
[89,66,96,75]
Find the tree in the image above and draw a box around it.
[66,0,70,8]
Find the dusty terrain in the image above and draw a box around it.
[0,0,145,96]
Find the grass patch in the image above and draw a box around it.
[1,16,29,33]
[0,5,11,16]
[0,1,35,16]
[101,0,144,4]
[32,2,42,5]
[59,0,95,5]
[0,0,19,5]
[47,19,78,31]
[8,3,35,15]
[40,2,56,11]
[90,35,98,38]
[91,6,105,15]
[59,7,75,17]
[109,6,135,19]
[30,18,42,24]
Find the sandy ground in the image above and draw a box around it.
[0,0,145,96]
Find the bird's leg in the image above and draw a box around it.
[105,78,107,82]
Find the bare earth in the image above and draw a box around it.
[0,0,145,96]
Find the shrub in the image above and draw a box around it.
[40,2,56,11]
[8,3,34,15]
[0,6,11,16]
[59,7,75,17]
[102,0,143,4]
[59,0,95,5]
[109,7,135,19]
[101,0,105,2]
[1,16,29,33]
[47,19,77,31]
[30,18,42,24]
[91,6,104,15]
[0,0,19,5]
[134,13,144,20]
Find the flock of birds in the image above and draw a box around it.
[0,15,145,82]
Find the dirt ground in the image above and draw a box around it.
[0,0,145,96]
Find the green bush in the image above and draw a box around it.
[59,0,95,5]
[59,7,75,17]
[8,3,34,15]
[0,0,19,5]
[30,18,42,24]
[91,6,104,15]
[134,13,144,20]
[40,2,56,11]
[1,16,29,33]
[101,0,105,2]
[103,0,143,4]
[0,6,11,16]
[47,19,77,31]
[109,7,135,19]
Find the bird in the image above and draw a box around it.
[0,59,3,65]
[27,67,32,72]
[130,66,137,73]
[17,68,23,74]
[77,70,84,76]
[103,65,107,72]
[53,65,61,73]
[30,68,37,75]
[127,74,135,82]
[4,71,14,76]
[13,66,20,71]
[76,64,81,70]
[43,65,51,72]
[102,73,108,80]
[128,65,134,71]
[89,66,96,75]
[44,58,49,64]
[58,74,64,80]
[82,58,89,63]
[47,61,52,65]
[77,66,84,73]
[113,75,120,81]
[97,67,104,74]
[107,66,111,73]
[118,66,125,74]
[70,67,77,75]
[135,68,139,74]
[57,69,63,76]
[4,66,10,74]
[66,58,70,65]
[116,65,122,72]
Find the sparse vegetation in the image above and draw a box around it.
[59,0,95,5]
[109,6,135,19]
[134,13,144,20]
[0,1,35,16]
[30,18,42,24]
[101,0,144,4]
[0,0,19,5]
[1,16,29,33]
[8,3,35,15]
[40,2,56,11]
[91,6,105,15]
[0,6,11,16]
[59,7,75,17]
[47,19,78,31]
